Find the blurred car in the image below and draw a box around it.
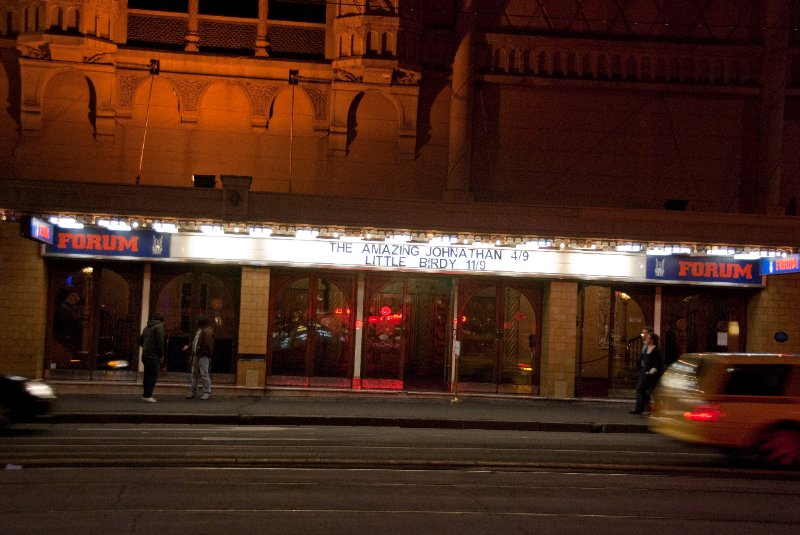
[649,353,800,466]
[0,374,56,425]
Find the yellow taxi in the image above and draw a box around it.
[649,353,800,466]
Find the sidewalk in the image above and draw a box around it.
[46,388,651,434]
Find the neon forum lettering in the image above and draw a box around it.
[57,232,139,253]
[677,261,752,280]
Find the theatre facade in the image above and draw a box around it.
[1,1,800,398]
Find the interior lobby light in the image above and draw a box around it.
[616,243,642,252]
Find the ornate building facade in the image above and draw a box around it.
[1,0,799,398]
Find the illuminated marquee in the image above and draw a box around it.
[761,254,800,275]
[45,228,171,258]
[20,216,54,245]
[647,255,761,286]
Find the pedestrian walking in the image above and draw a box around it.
[185,315,214,400]
[139,312,166,403]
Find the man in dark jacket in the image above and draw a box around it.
[140,312,166,403]
[186,315,214,400]
[631,331,664,414]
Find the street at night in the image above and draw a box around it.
[2,423,798,534]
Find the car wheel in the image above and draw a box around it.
[758,427,800,467]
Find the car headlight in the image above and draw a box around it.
[24,381,56,399]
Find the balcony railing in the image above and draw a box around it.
[126,9,325,57]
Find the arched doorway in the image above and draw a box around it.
[457,280,542,394]
[150,265,240,381]
[361,275,452,391]
[46,261,141,380]
[268,271,355,387]
[577,284,652,397]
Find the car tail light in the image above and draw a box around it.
[683,405,725,422]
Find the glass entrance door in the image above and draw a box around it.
[361,276,452,391]
[46,261,142,381]
[457,281,541,394]
[577,285,651,397]
[268,272,354,387]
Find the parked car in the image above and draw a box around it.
[0,374,56,425]
[649,353,800,466]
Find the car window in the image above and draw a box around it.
[659,356,704,392]
[723,365,790,396]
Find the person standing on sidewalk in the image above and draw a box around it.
[139,313,166,403]
[630,331,664,414]
[185,315,214,400]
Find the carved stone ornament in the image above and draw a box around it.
[334,68,363,83]
[84,52,114,64]
[17,43,51,60]
[172,78,213,112]
[238,82,280,117]
[391,68,421,85]
[118,74,148,108]
[369,0,394,14]
[303,88,329,121]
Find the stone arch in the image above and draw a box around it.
[40,68,95,138]
[345,89,399,153]
[267,85,315,134]
[197,81,252,132]
[129,76,181,126]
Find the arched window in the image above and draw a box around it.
[366,31,379,55]
[50,6,63,31]
[67,7,79,32]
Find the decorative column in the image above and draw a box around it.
[255,0,269,57]
[445,0,475,201]
[757,0,790,214]
[185,0,200,52]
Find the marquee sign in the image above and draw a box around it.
[761,254,800,275]
[646,255,762,286]
[42,228,765,286]
[20,216,54,245]
[45,227,171,258]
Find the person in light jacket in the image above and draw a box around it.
[186,315,214,400]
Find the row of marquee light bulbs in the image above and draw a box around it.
[3,210,793,260]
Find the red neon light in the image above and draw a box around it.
[380,305,392,316]
[355,320,363,329]
[367,313,403,324]
[334,308,351,315]
[461,315,467,323]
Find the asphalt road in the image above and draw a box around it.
[2,424,798,534]
[0,423,794,473]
